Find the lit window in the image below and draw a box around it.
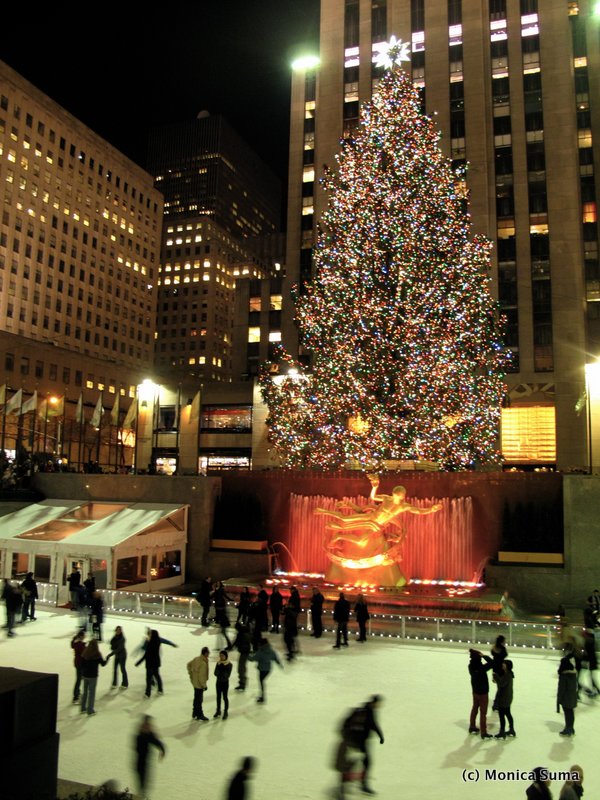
[583,202,597,224]
[86,379,94,389]
[248,327,261,343]
[269,331,282,342]
[578,130,593,148]
[199,356,206,365]
[574,56,587,68]
[270,295,282,310]
[303,167,315,183]
[189,357,196,365]
[501,406,556,463]
[97,382,105,391]
[249,297,261,312]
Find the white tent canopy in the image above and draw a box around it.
[0,499,189,596]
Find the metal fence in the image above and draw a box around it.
[35,586,562,651]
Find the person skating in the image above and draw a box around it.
[468,648,494,739]
[269,586,283,633]
[90,591,104,641]
[135,629,178,697]
[580,628,600,696]
[282,602,299,661]
[288,586,301,615]
[134,714,165,796]
[199,576,212,626]
[311,586,324,638]
[354,593,370,642]
[225,756,255,800]
[236,587,252,625]
[233,622,252,691]
[559,765,584,800]
[213,581,234,649]
[187,646,210,720]
[493,659,515,738]
[80,638,107,715]
[2,580,21,637]
[248,636,282,703]
[333,592,351,649]
[490,634,507,711]
[214,649,233,719]
[20,572,38,622]
[557,646,578,736]
[109,625,129,688]
[71,629,86,703]
[341,695,384,796]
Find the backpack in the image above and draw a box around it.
[342,706,368,748]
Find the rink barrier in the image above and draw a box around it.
[31,583,564,651]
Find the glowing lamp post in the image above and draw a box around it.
[585,361,600,473]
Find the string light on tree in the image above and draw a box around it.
[260,37,509,471]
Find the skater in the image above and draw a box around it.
[237,587,252,625]
[288,586,301,615]
[282,602,299,661]
[559,765,584,800]
[213,581,233,649]
[199,576,213,626]
[67,566,81,609]
[333,729,363,800]
[493,659,515,738]
[333,592,351,649]
[341,695,384,796]
[354,593,370,642]
[20,572,38,622]
[109,625,129,688]
[80,638,108,715]
[491,634,508,711]
[233,622,252,691]
[214,649,233,719]
[2,580,21,637]
[311,586,324,638]
[225,756,255,800]
[526,767,553,799]
[557,646,578,737]
[580,627,600,696]
[71,629,86,703]
[468,648,494,739]
[135,629,178,697]
[134,715,165,795]
[248,636,282,703]
[269,586,283,633]
[90,591,104,641]
[187,646,210,720]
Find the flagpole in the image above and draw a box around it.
[95,391,103,467]
[175,384,182,475]
[78,401,84,473]
[15,390,24,473]
[1,390,7,455]
[196,389,202,475]
[43,395,49,456]
[133,391,140,474]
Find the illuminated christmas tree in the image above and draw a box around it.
[261,38,507,471]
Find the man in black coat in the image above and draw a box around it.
[269,587,283,633]
[199,577,212,626]
[310,587,324,638]
[20,572,38,622]
[333,592,351,649]
[468,649,494,739]
[226,756,255,800]
[342,695,384,795]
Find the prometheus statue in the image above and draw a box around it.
[315,474,441,587]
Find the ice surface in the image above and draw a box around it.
[0,608,596,799]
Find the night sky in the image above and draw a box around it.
[0,2,321,186]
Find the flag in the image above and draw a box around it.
[110,394,120,426]
[122,399,137,430]
[75,393,85,425]
[90,395,103,428]
[5,389,22,415]
[21,391,37,415]
[189,390,201,423]
[0,384,6,407]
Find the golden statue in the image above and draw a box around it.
[315,474,441,587]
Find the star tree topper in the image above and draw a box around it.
[374,36,411,70]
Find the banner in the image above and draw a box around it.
[110,394,120,426]
[21,391,38,415]
[75,393,85,425]
[122,399,137,430]
[5,389,23,415]
[90,395,103,428]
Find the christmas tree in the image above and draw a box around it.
[260,38,508,471]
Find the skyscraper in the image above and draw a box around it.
[284,0,600,471]
[147,115,282,382]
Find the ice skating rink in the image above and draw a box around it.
[1,608,596,799]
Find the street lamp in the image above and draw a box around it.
[585,361,600,472]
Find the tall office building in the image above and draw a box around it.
[148,115,282,382]
[284,0,600,471]
[0,60,163,409]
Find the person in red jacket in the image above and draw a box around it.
[70,629,86,703]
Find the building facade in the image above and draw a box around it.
[284,0,600,471]
[0,61,163,468]
[148,115,283,383]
